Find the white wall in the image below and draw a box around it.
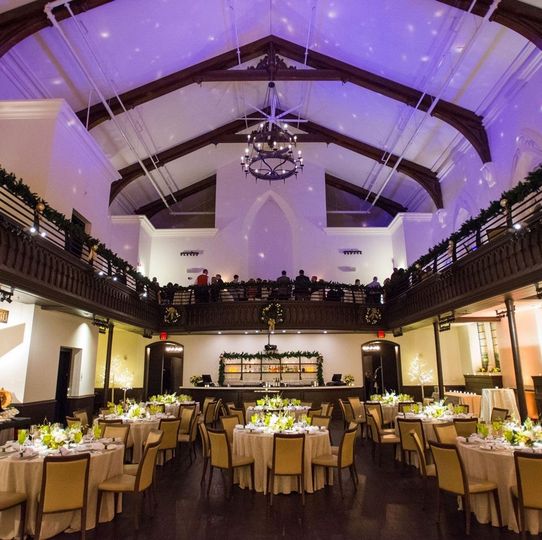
[24,308,98,402]
[0,99,120,243]
[0,302,35,403]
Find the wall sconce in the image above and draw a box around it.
[92,316,110,334]
[438,312,454,332]
[495,309,507,318]
[341,249,363,255]
[180,250,201,256]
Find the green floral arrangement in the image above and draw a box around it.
[344,374,355,385]
[38,423,82,449]
[189,375,203,386]
[502,418,542,447]
[147,404,163,415]
[422,400,449,418]
[370,394,382,402]
[255,395,302,409]
[477,422,490,438]
[149,392,178,404]
[178,394,193,403]
[127,403,146,419]
[107,402,124,416]
[370,391,413,405]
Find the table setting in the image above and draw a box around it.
[0,422,124,539]
[146,392,199,417]
[246,395,310,421]
[457,418,542,534]
[369,391,414,424]
[233,411,331,494]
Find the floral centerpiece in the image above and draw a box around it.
[247,411,311,433]
[126,403,147,419]
[370,391,413,405]
[499,418,542,447]
[255,395,302,410]
[189,375,203,387]
[149,392,178,404]
[37,423,83,449]
[422,400,451,418]
[178,394,193,403]
[344,374,355,385]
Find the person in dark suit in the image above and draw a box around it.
[276,270,291,300]
[294,269,311,300]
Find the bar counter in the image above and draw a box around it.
[179,386,364,417]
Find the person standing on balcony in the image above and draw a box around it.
[294,269,311,300]
[195,268,209,303]
[276,270,291,300]
[366,276,382,305]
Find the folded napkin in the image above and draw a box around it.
[59,446,72,456]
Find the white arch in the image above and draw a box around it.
[242,189,298,235]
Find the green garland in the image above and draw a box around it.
[218,357,225,386]
[411,165,542,272]
[0,166,153,288]
[316,356,324,386]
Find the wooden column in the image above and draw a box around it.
[102,322,115,406]
[505,298,528,420]
[433,322,445,400]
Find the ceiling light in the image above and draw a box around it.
[240,82,304,183]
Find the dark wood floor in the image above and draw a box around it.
[58,421,518,540]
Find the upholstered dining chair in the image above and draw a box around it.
[72,409,89,430]
[157,418,181,464]
[96,430,163,530]
[243,401,256,419]
[35,453,91,540]
[365,402,393,431]
[225,402,236,414]
[198,421,211,486]
[348,397,367,439]
[490,407,509,423]
[312,426,358,498]
[201,397,215,418]
[308,407,322,418]
[203,400,218,427]
[320,402,331,416]
[311,415,331,430]
[338,399,355,430]
[123,429,163,476]
[453,418,478,438]
[433,422,458,444]
[212,398,224,426]
[97,418,123,437]
[178,412,200,463]
[409,431,435,505]
[0,491,26,540]
[220,415,239,445]
[229,407,245,425]
[430,441,502,535]
[179,406,195,436]
[178,403,196,422]
[206,428,254,499]
[366,412,399,466]
[102,423,130,462]
[267,433,306,506]
[66,416,82,429]
[511,451,542,538]
[396,418,427,466]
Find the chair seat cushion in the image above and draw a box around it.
[98,474,136,492]
[0,492,26,510]
[123,463,139,476]
[468,478,498,493]
[381,434,400,443]
[178,434,190,442]
[312,454,338,467]
[232,454,254,468]
[382,428,396,434]
[425,464,436,477]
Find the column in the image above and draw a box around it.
[433,322,445,400]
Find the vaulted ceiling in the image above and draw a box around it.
[1,0,541,219]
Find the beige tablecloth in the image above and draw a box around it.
[125,419,160,463]
[445,391,482,417]
[0,446,123,539]
[480,389,520,422]
[458,442,542,534]
[233,429,331,494]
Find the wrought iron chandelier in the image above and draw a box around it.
[240,82,304,182]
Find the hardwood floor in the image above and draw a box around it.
[60,421,517,539]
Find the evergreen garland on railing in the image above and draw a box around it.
[0,166,153,288]
[411,165,542,272]
[220,351,323,361]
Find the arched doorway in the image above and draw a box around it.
[361,340,402,401]
[144,341,184,398]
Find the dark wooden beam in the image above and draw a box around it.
[491,0,542,50]
[75,35,490,164]
[270,35,491,164]
[325,174,407,218]
[454,316,502,323]
[434,0,493,17]
[0,0,115,58]
[110,117,259,203]
[436,0,542,51]
[134,175,216,219]
[301,120,443,209]
[112,115,443,208]
[79,36,273,129]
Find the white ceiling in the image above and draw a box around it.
[0,0,539,214]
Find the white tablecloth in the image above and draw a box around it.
[0,446,123,539]
[445,392,482,417]
[125,419,160,463]
[480,389,520,423]
[233,429,331,494]
[458,442,542,534]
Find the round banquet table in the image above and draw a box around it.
[480,388,520,423]
[458,441,542,534]
[233,429,331,494]
[0,446,123,539]
[245,406,310,421]
[381,404,398,425]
